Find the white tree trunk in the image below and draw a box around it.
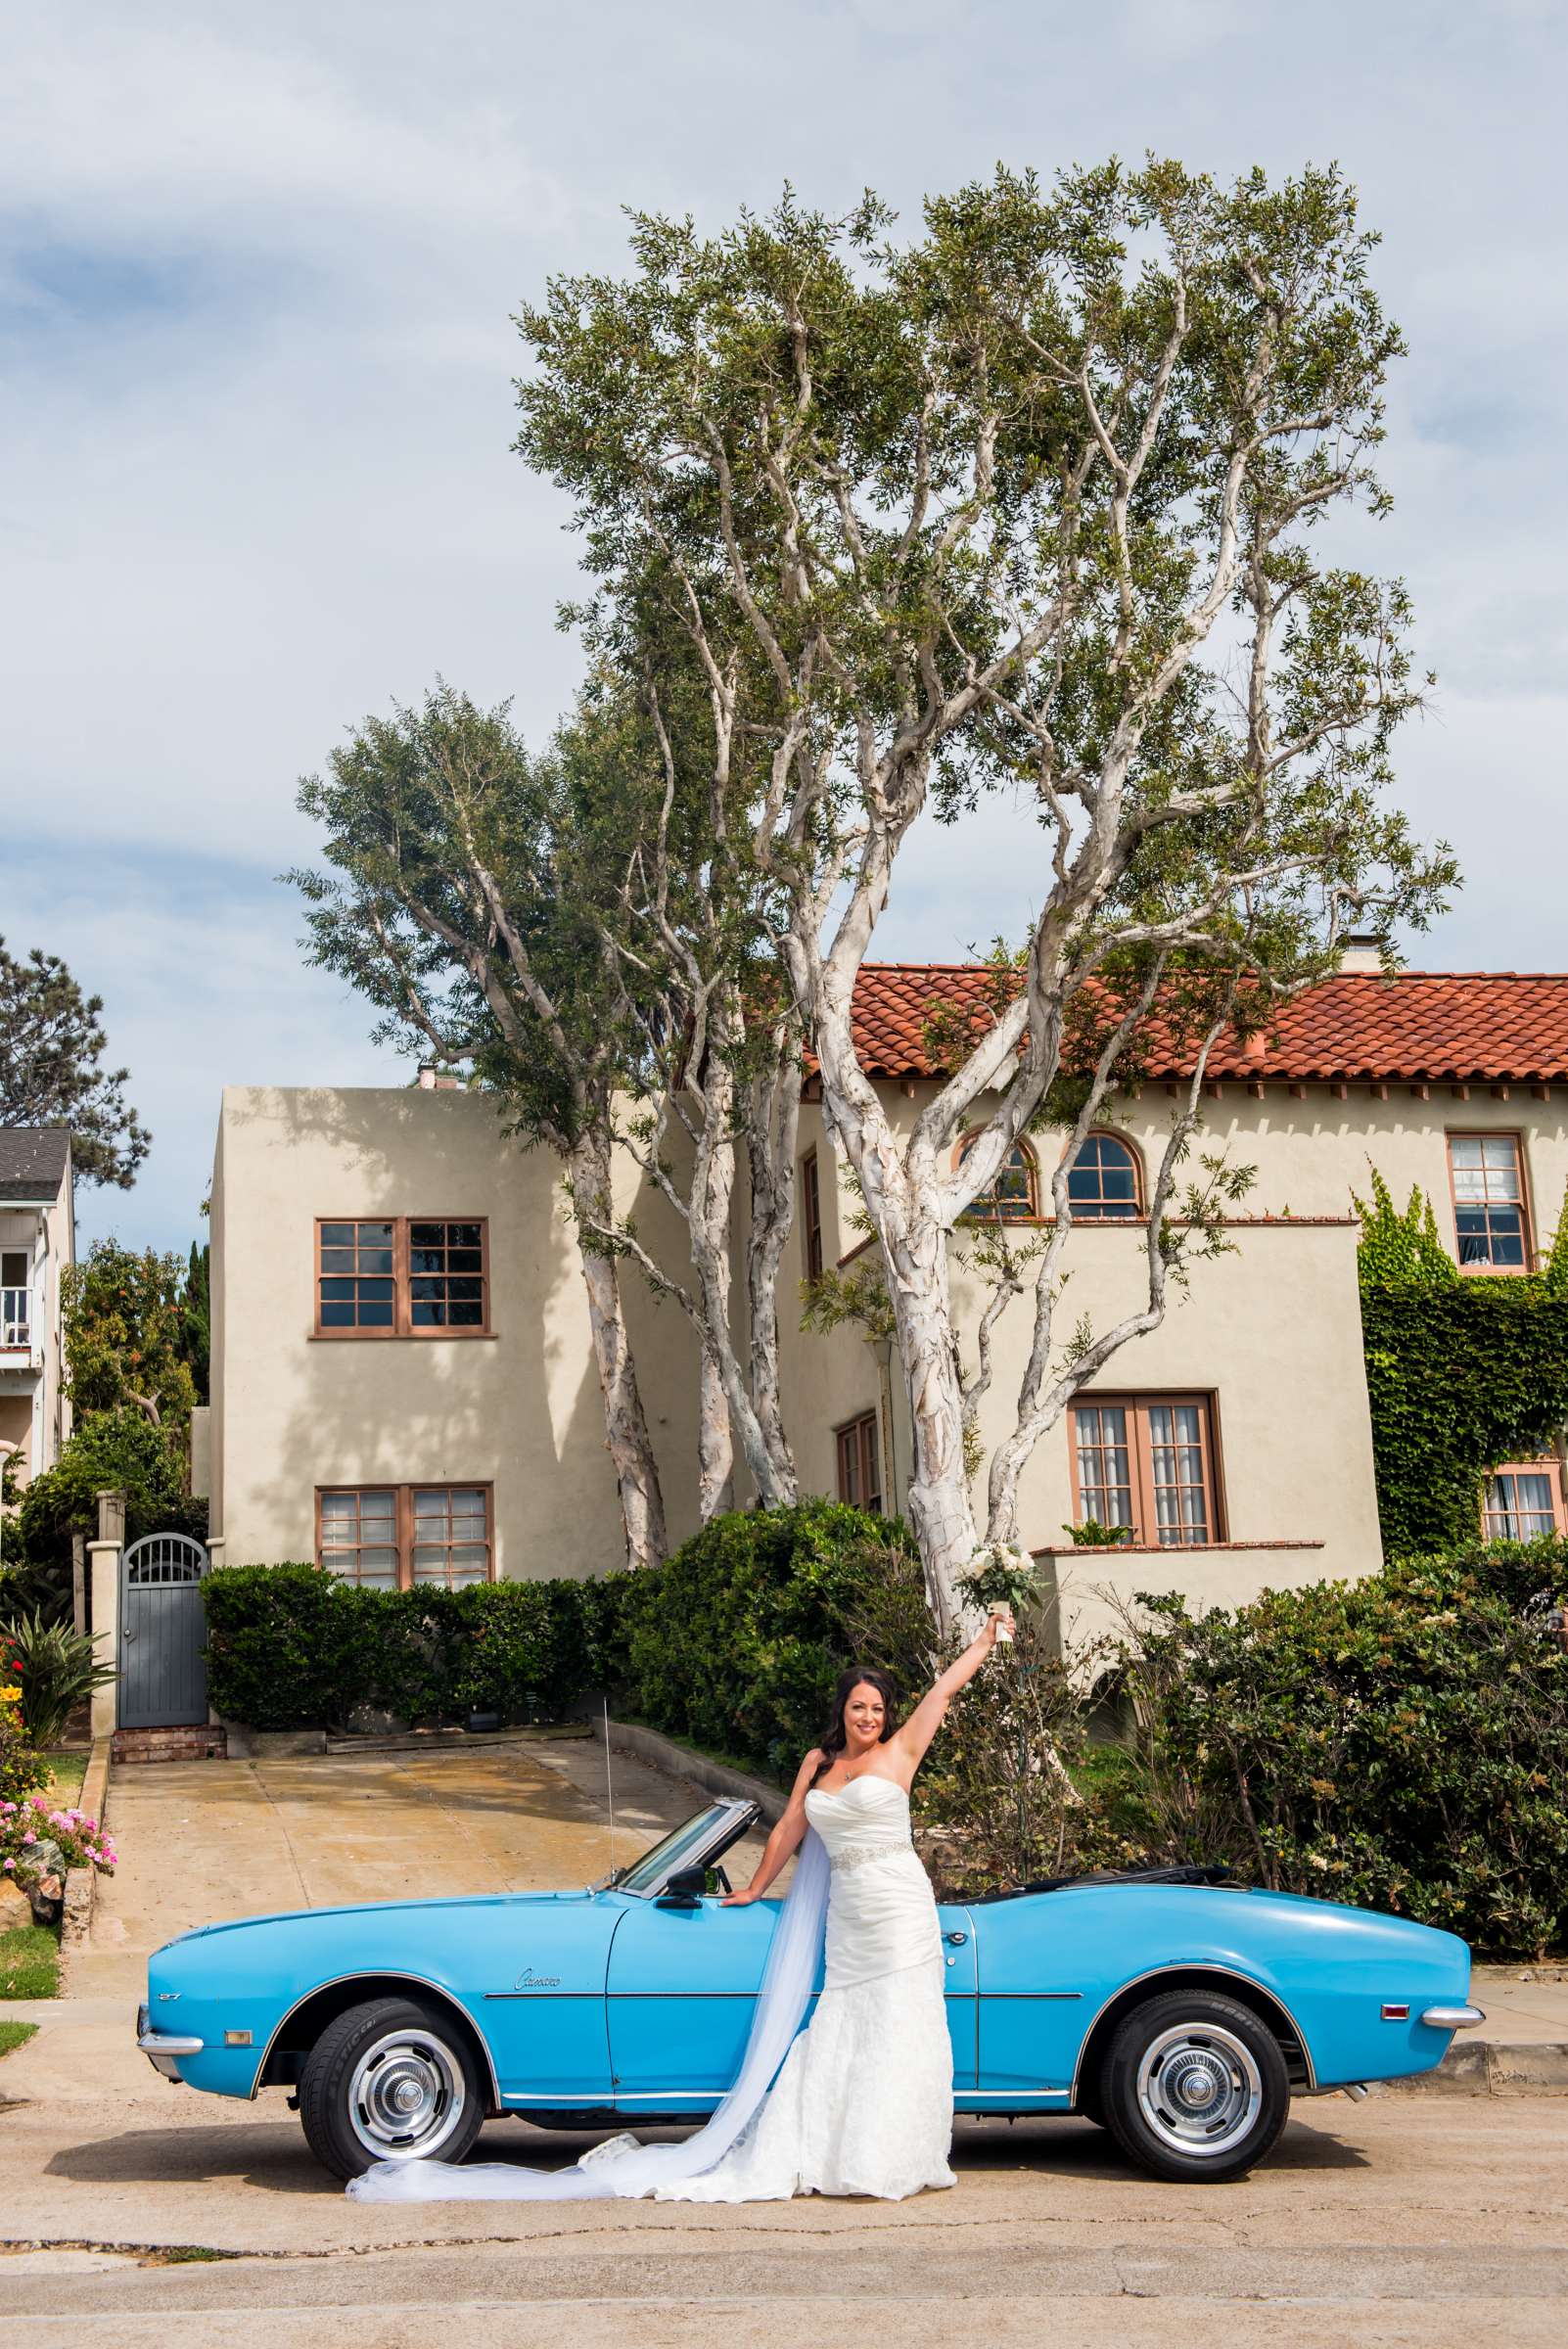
[807,986,977,1637]
[744,1051,802,1503]
[698,1345,735,1519]
[568,1130,669,1571]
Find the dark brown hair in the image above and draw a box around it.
[810,1666,899,1784]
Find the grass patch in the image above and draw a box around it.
[145,2246,234,2265]
[0,2019,38,2059]
[0,1925,61,2000]
[43,1752,87,1802]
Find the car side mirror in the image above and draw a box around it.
[657,1866,708,1909]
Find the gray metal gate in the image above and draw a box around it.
[118,1533,209,1729]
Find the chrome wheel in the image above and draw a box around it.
[1135,2021,1262,2158]
[346,2026,467,2161]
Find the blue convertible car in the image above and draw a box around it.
[137,1795,1483,2186]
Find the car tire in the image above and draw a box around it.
[1101,1988,1289,2183]
[299,1997,485,2181]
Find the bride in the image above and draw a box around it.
[347,1608,1012,2205]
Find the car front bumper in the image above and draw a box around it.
[137,2002,205,2079]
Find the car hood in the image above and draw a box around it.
[153,1885,597,1958]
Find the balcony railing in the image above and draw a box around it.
[1,1288,31,1348]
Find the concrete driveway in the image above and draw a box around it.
[68,1727,736,2003]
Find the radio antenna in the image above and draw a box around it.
[603,1696,617,1881]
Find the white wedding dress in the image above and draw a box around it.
[347,1773,955,2205]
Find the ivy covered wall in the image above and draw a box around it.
[1356,1171,1568,1554]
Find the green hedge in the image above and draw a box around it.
[1118,1538,1568,1957]
[201,1501,933,1773]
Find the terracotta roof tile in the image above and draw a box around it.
[845,965,1568,1084]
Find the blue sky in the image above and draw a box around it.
[5,0,1566,1255]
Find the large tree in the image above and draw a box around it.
[0,939,150,1187]
[516,161,1454,1634]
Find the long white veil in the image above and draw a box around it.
[346,1827,831,2203]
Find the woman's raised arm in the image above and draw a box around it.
[894,1612,1014,1772]
[720,1748,823,1906]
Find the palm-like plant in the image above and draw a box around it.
[1,1610,115,1748]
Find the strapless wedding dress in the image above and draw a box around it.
[661,1774,954,2202]
[347,1773,954,2205]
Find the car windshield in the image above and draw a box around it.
[612,1804,736,1897]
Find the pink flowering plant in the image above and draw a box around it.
[0,1793,117,1889]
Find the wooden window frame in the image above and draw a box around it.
[1067,1392,1224,1547]
[834,1409,883,1514]
[1481,1458,1567,1542]
[1063,1130,1146,1222]
[315,1481,495,1589]
[1445,1131,1532,1274]
[314,1216,492,1338]
[954,1130,1041,1223]
[801,1150,824,1284]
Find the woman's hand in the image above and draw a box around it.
[721,1885,762,1907]
[984,1607,1016,1647]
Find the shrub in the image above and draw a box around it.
[202,1503,933,1773]
[1,1791,117,1891]
[0,1695,50,1809]
[618,1500,935,1779]
[1113,1538,1568,1958]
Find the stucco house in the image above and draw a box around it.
[0,1127,74,1498]
[204,956,1568,1633]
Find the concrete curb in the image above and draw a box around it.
[59,1738,110,1954]
[594,1716,787,1824]
[1377,2040,1568,2096]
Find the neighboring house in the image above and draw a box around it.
[0,1128,74,1497]
[207,956,1568,1634]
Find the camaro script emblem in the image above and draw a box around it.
[513,1967,562,1990]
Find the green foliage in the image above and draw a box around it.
[1352,1170,1568,1553]
[1352,1166,1456,1289]
[915,1613,1097,1896]
[0,1925,60,2000]
[1113,1542,1568,1958]
[1064,1518,1134,1547]
[0,2019,37,2059]
[5,1407,206,1620]
[0,1694,51,1808]
[618,1501,934,1780]
[0,1612,116,1748]
[201,1563,626,1735]
[799,1262,895,1343]
[181,1242,210,1405]
[202,1504,933,1781]
[63,1238,199,1436]
[0,936,150,1189]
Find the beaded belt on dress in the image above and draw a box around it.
[829,1840,911,1873]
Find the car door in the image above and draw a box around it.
[972,1893,1084,2094]
[606,1894,786,2104]
[473,1896,618,2105]
[938,1900,979,2089]
[608,1893,978,2106]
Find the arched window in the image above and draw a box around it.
[1066,1132,1142,1221]
[957,1133,1038,1222]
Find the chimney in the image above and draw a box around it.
[416,1064,461,1091]
[1338,932,1383,975]
[418,1064,438,1089]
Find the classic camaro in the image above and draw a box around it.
[136,1795,1484,2185]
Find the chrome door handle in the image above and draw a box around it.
[944,1929,968,1946]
